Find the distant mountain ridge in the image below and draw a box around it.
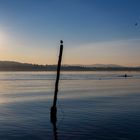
[0,61,47,71]
[86,64,122,68]
[0,61,140,71]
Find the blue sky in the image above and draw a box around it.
[0,0,140,66]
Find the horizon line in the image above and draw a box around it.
[0,60,140,67]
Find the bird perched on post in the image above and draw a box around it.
[60,40,63,44]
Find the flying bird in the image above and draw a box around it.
[134,22,138,26]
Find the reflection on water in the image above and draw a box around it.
[0,71,140,139]
[51,118,58,140]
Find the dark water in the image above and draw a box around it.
[0,71,140,140]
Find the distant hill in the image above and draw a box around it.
[0,61,47,71]
[0,61,140,71]
[86,64,122,68]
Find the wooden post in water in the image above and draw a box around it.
[50,40,63,123]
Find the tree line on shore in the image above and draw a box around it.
[0,61,140,71]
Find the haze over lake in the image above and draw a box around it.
[0,71,140,140]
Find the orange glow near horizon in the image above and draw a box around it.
[0,34,140,67]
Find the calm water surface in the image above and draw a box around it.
[0,71,140,140]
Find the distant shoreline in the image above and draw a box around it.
[0,61,140,71]
[0,69,140,72]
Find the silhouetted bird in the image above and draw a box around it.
[60,40,63,44]
[134,22,138,26]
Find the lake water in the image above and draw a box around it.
[0,71,140,140]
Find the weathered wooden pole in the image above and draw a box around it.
[50,40,63,123]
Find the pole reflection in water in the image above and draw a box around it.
[51,115,58,140]
[51,121,58,140]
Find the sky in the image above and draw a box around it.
[0,0,140,66]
